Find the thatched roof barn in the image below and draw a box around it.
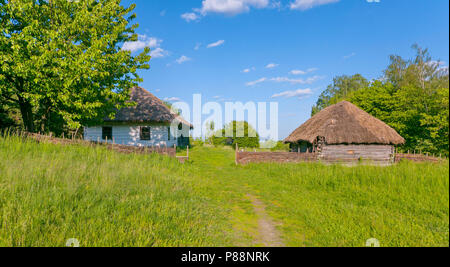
[285,101,405,165]
[84,87,191,147]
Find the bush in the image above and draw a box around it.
[211,121,260,149]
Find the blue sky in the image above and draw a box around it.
[122,0,449,140]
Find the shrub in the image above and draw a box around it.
[211,121,260,149]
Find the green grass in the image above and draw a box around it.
[0,136,448,247]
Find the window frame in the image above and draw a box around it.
[102,126,113,141]
[140,126,151,141]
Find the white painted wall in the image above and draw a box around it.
[84,125,178,147]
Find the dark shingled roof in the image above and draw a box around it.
[105,87,192,127]
[284,101,405,145]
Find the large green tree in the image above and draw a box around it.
[351,45,449,155]
[311,74,369,116]
[0,0,150,134]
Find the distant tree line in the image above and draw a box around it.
[0,0,150,136]
[312,45,449,156]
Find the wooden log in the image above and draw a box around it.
[235,143,239,165]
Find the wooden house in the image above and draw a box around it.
[84,87,192,147]
[284,101,405,165]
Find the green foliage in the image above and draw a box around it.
[163,101,181,115]
[0,0,150,134]
[260,140,290,151]
[211,121,260,149]
[0,104,14,129]
[312,74,369,116]
[312,45,449,156]
[270,141,290,152]
[189,137,204,147]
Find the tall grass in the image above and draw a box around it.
[0,135,231,247]
[0,136,448,247]
[188,147,449,247]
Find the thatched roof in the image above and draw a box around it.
[284,101,405,145]
[105,87,192,127]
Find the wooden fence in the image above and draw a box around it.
[395,153,446,163]
[19,133,189,161]
[236,151,318,165]
[235,147,447,165]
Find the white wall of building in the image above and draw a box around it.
[84,125,178,147]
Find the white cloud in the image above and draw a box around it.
[181,0,272,22]
[194,43,202,50]
[242,67,255,73]
[246,77,267,86]
[176,55,191,64]
[200,0,270,16]
[290,68,318,75]
[343,52,356,60]
[181,12,200,22]
[164,97,182,102]
[266,63,279,69]
[122,35,160,52]
[247,75,323,86]
[122,35,168,58]
[150,47,169,58]
[271,88,313,99]
[271,75,323,84]
[270,1,282,10]
[207,40,225,48]
[290,0,339,10]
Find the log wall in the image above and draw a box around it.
[236,145,398,166]
[320,145,394,165]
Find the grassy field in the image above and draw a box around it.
[0,136,448,247]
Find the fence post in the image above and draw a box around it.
[235,143,239,165]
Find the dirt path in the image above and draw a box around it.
[247,194,284,247]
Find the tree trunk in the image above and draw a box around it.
[17,95,35,133]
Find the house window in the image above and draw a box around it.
[168,127,171,141]
[140,126,151,141]
[102,126,112,140]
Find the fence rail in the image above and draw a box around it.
[395,153,446,163]
[10,132,188,161]
[235,148,447,165]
